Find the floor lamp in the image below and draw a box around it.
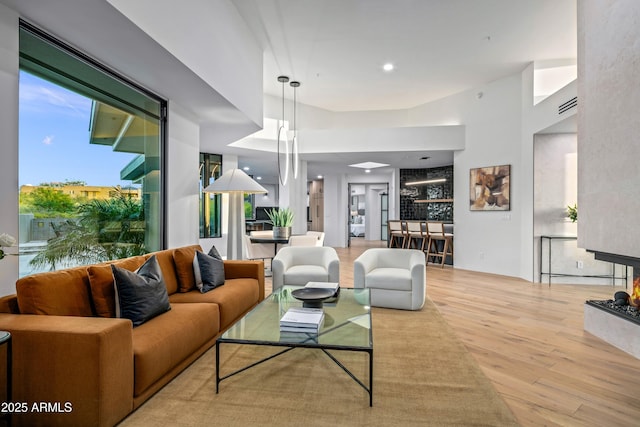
[203,169,267,260]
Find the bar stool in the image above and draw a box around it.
[426,222,453,267]
[406,221,427,250]
[388,220,406,248]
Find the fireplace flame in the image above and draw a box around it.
[630,275,640,307]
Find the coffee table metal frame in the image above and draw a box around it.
[215,286,374,406]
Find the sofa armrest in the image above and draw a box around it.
[0,314,133,427]
[223,260,265,301]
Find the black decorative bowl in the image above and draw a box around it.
[291,287,335,308]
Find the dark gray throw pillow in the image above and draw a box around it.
[111,255,171,327]
[195,250,225,293]
[208,245,222,259]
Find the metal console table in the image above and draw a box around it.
[539,235,628,286]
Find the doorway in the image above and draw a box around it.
[347,182,389,247]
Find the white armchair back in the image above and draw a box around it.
[272,246,340,290]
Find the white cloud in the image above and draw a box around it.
[42,135,54,145]
[19,78,91,118]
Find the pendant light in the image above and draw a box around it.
[290,80,300,179]
[277,75,290,186]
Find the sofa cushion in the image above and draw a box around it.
[169,278,259,329]
[112,255,171,327]
[194,250,225,293]
[16,266,94,316]
[172,245,203,293]
[88,256,147,318]
[132,302,220,396]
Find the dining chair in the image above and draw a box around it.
[305,231,325,246]
[287,235,320,246]
[426,222,453,267]
[243,234,275,263]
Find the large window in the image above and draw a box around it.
[199,153,222,238]
[18,22,166,276]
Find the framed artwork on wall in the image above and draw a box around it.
[469,165,511,211]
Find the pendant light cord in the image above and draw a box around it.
[290,81,300,179]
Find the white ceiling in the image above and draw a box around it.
[232,0,577,182]
[234,0,577,112]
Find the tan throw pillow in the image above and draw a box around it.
[88,256,146,317]
[173,245,202,292]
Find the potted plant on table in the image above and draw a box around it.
[567,203,577,223]
[266,207,294,239]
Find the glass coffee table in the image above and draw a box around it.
[216,285,373,406]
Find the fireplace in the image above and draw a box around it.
[584,251,640,359]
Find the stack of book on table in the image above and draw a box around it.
[304,281,339,296]
[279,307,325,334]
[305,281,340,305]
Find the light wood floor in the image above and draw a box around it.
[267,238,640,426]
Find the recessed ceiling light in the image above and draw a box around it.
[365,169,371,173]
[383,63,394,72]
[317,175,323,179]
[349,161,389,169]
[256,176,262,180]
[243,166,250,171]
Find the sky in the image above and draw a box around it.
[18,71,139,188]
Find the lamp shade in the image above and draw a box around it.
[203,169,267,194]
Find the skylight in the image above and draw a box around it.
[349,162,389,169]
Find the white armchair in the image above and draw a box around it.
[354,248,425,310]
[272,246,340,291]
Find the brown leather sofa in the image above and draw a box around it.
[0,245,264,427]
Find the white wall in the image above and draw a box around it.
[166,105,201,248]
[408,76,524,277]
[0,4,19,295]
[278,161,308,235]
[255,184,277,207]
[577,0,640,259]
[365,184,387,240]
[534,134,578,238]
[107,0,263,127]
[323,173,348,248]
[533,132,621,285]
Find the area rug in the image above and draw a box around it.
[119,298,518,426]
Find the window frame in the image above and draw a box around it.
[18,20,168,261]
[199,153,223,238]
